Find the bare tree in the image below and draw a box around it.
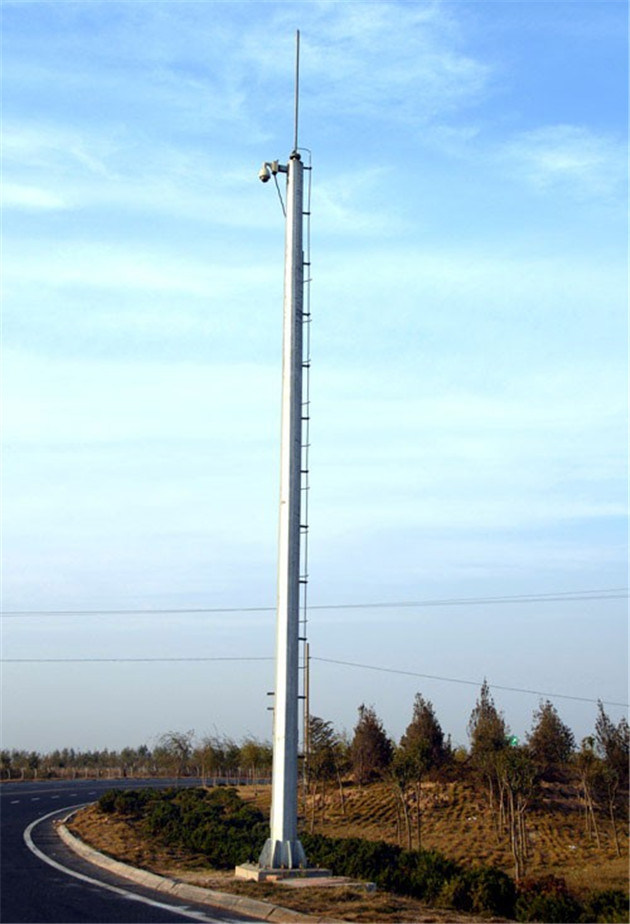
[390,747,414,849]
[497,746,537,880]
[574,737,602,848]
[593,703,629,855]
[158,730,195,779]
[306,716,338,831]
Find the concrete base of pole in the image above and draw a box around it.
[256,837,308,870]
[234,862,332,883]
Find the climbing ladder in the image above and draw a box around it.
[299,151,313,771]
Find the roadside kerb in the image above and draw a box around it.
[57,816,332,922]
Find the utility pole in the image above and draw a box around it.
[256,31,307,872]
[235,34,331,882]
[257,146,307,870]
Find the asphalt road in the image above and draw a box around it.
[0,778,264,924]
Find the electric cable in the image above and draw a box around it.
[2,587,626,618]
[2,654,626,708]
[312,657,629,708]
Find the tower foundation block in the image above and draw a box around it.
[235,836,331,881]
[258,836,307,870]
[235,863,332,883]
[234,838,332,882]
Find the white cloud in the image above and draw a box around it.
[3,122,117,177]
[500,124,626,197]
[238,1,490,123]
[2,119,289,230]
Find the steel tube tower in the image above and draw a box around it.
[258,147,307,870]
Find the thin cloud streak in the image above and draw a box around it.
[500,124,627,197]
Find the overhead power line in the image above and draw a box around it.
[2,654,627,708]
[3,657,272,663]
[312,657,629,708]
[1,587,626,618]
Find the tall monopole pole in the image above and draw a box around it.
[257,30,308,871]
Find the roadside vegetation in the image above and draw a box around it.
[24,685,626,922]
[92,785,627,922]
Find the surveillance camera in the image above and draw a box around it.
[258,163,271,183]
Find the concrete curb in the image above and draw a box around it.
[57,819,332,922]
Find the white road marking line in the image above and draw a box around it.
[23,806,226,923]
[11,800,20,804]
[31,797,41,801]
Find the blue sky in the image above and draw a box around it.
[2,0,627,753]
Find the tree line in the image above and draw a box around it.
[0,732,272,783]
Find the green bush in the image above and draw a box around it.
[130,787,267,868]
[580,889,629,924]
[467,866,517,917]
[437,873,474,912]
[516,876,583,923]
[143,798,182,844]
[437,865,516,917]
[403,849,462,901]
[98,789,118,813]
[302,833,405,887]
[98,788,161,817]
[304,832,514,912]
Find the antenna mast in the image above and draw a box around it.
[294,29,300,152]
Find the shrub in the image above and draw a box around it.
[404,849,462,901]
[516,875,582,923]
[580,889,629,924]
[133,787,267,868]
[466,866,517,917]
[142,799,182,844]
[302,833,404,887]
[99,787,165,816]
[114,789,156,816]
[438,874,474,912]
[437,865,516,916]
[98,789,118,813]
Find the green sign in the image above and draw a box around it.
[508,735,519,747]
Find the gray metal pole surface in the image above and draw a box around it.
[258,151,307,870]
